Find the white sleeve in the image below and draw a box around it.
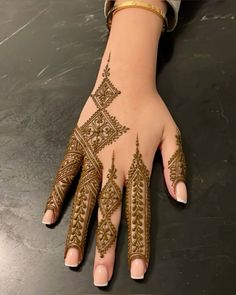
[103,0,181,32]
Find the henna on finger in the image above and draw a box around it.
[125,135,151,270]
[64,154,103,260]
[96,152,122,258]
[61,52,130,261]
[168,128,187,191]
[44,128,84,219]
[44,51,129,221]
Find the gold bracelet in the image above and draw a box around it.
[106,0,168,32]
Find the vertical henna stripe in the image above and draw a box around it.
[64,155,102,260]
[168,128,187,191]
[96,153,122,258]
[125,135,151,270]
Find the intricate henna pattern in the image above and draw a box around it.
[168,128,187,190]
[64,155,102,259]
[96,153,122,258]
[91,53,121,109]
[43,48,188,278]
[44,129,84,219]
[80,108,129,153]
[125,136,151,270]
[44,52,130,261]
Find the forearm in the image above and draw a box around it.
[93,0,168,97]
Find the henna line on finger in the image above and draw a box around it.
[96,152,122,258]
[168,128,187,191]
[43,51,130,261]
[125,135,151,270]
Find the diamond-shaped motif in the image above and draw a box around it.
[95,154,122,258]
[99,182,120,216]
[96,219,117,257]
[90,55,121,109]
[91,78,121,109]
[80,109,129,153]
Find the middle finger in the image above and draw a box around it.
[64,153,102,266]
[93,151,124,287]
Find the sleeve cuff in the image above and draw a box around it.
[103,0,181,32]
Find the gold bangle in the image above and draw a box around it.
[106,0,168,32]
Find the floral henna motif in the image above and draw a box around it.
[96,153,122,258]
[125,136,151,270]
[168,128,187,190]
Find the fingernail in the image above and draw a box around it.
[42,210,54,224]
[130,258,145,279]
[176,181,187,204]
[94,264,108,287]
[65,248,80,267]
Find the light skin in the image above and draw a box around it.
[42,0,187,286]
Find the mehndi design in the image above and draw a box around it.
[44,129,84,219]
[91,54,121,109]
[64,154,102,259]
[168,128,187,190]
[125,135,151,270]
[96,152,122,258]
[80,108,129,153]
[44,51,129,261]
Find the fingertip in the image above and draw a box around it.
[130,258,146,279]
[175,181,187,204]
[42,209,55,224]
[64,247,82,267]
[94,264,109,286]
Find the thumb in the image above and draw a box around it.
[160,126,187,204]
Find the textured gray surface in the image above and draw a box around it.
[0,0,235,294]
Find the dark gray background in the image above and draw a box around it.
[0,0,235,294]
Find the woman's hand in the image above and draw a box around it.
[42,53,187,286]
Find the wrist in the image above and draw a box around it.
[91,1,167,99]
[92,57,158,99]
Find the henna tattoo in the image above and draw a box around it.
[44,51,130,262]
[125,135,151,269]
[44,129,84,219]
[96,153,122,258]
[168,128,187,190]
[91,53,121,109]
[80,108,129,153]
[64,155,102,259]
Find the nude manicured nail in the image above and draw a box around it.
[42,210,54,224]
[175,181,187,204]
[65,248,80,267]
[130,258,145,279]
[94,264,108,287]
